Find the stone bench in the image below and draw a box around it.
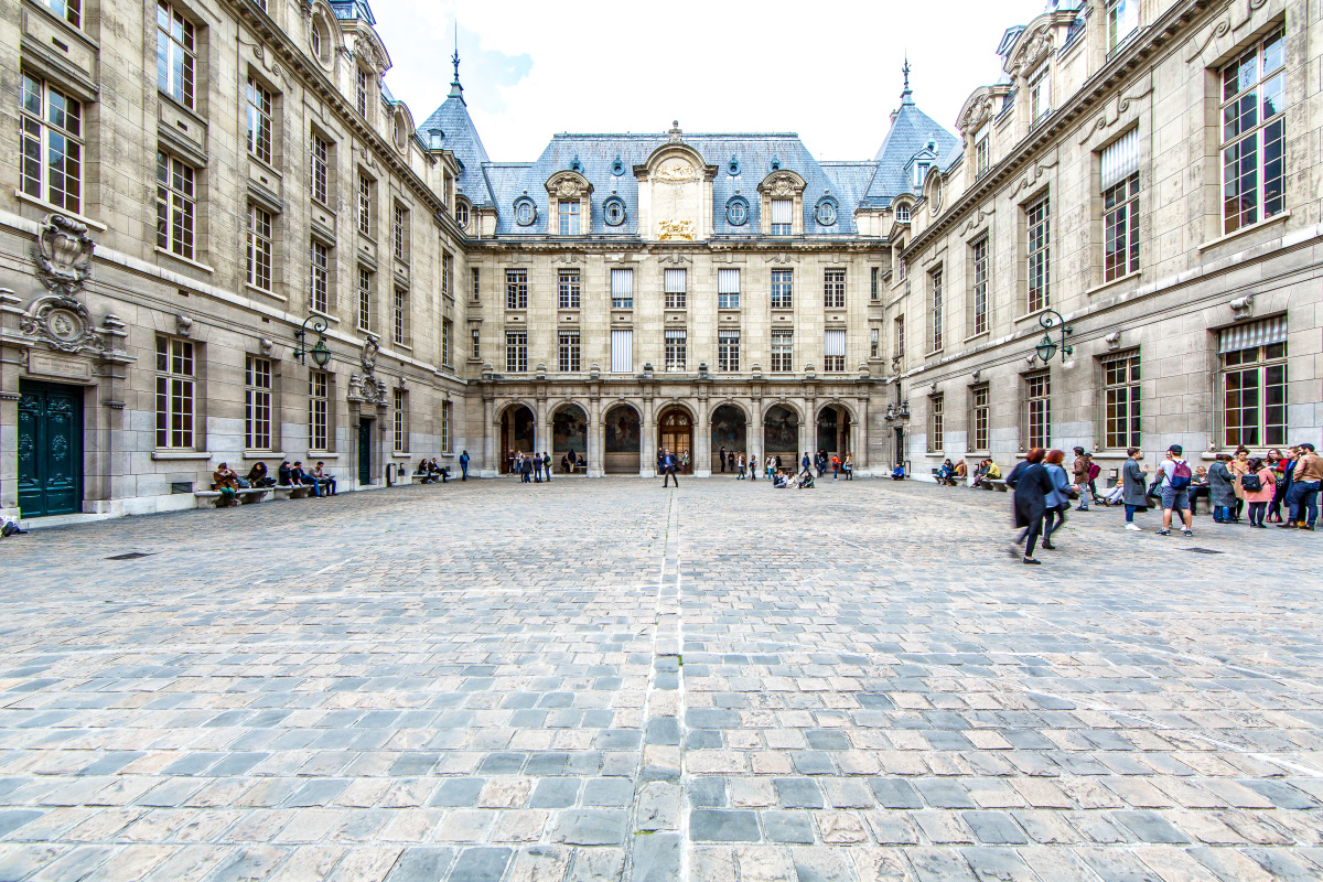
[987,480,1009,492]
[272,484,312,500]
[194,487,271,508]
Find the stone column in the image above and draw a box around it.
[535,396,549,458]
[481,395,496,476]
[588,395,603,478]
[694,401,711,478]
[797,399,810,460]
[856,398,869,472]
[640,395,656,477]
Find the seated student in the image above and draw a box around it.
[891,463,906,481]
[290,461,322,497]
[954,460,968,485]
[428,457,449,483]
[311,462,337,496]
[1103,479,1125,506]
[773,469,790,488]
[561,453,572,474]
[417,457,438,483]
[213,462,241,504]
[277,461,294,486]
[797,470,816,489]
[247,461,276,488]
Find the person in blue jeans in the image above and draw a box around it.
[1282,442,1322,530]
[459,450,469,481]
[1121,448,1149,531]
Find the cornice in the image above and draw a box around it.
[468,239,890,255]
[904,0,1213,258]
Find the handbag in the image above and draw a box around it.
[1240,473,1262,492]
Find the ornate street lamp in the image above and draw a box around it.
[293,315,332,367]
[1033,309,1073,364]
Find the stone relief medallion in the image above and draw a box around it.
[767,173,799,197]
[655,159,696,183]
[20,293,105,355]
[657,220,696,241]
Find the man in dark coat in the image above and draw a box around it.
[1008,449,1054,564]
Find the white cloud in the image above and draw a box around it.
[373,0,1051,160]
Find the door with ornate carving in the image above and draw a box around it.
[657,407,693,474]
[17,381,83,518]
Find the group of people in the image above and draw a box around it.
[210,460,336,504]
[507,450,555,483]
[415,457,451,484]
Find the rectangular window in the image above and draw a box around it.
[245,355,272,450]
[310,240,329,313]
[824,269,846,309]
[824,329,846,372]
[611,329,633,373]
[1029,66,1051,122]
[246,76,273,164]
[897,205,911,223]
[357,176,372,237]
[1026,372,1051,450]
[123,132,172,222]
[1219,317,1287,448]
[309,370,329,451]
[975,125,990,178]
[1026,194,1051,313]
[1107,0,1138,50]
[506,331,528,373]
[155,336,195,449]
[664,269,687,309]
[559,199,581,235]
[357,267,372,332]
[971,239,989,336]
[1103,173,1141,282]
[441,401,452,452]
[611,269,634,309]
[559,269,581,309]
[664,329,687,371]
[929,394,944,452]
[156,1,196,109]
[559,330,581,372]
[771,269,793,309]
[718,330,740,372]
[506,269,528,309]
[19,75,82,213]
[772,331,793,373]
[1103,351,1142,450]
[870,328,880,358]
[355,68,370,118]
[393,388,407,453]
[870,267,880,300]
[40,0,81,27]
[393,204,408,261]
[1221,30,1285,235]
[894,315,905,362]
[442,252,453,298]
[971,384,990,452]
[442,318,452,367]
[899,258,907,283]
[770,198,793,235]
[393,288,407,346]
[311,134,329,204]
[717,268,740,309]
[246,204,273,291]
[471,268,481,301]
[930,267,944,351]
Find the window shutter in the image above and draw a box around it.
[770,199,793,225]
[1218,315,1287,353]
[1100,128,1140,189]
[611,329,633,372]
[717,269,740,294]
[665,329,685,341]
[664,269,686,293]
[824,329,846,357]
[611,269,633,298]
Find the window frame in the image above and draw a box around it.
[1026,193,1051,313]
[156,151,196,259]
[244,355,273,451]
[664,268,687,310]
[246,75,274,165]
[1029,65,1052,123]
[506,269,529,310]
[310,133,330,206]
[970,384,990,452]
[246,203,274,292]
[558,330,581,372]
[823,329,846,373]
[823,269,846,309]
[1103,172,1141,282]
[310,240,329,314]
[611,268,634,310]
[929,266,944,352]
[772,331,793,373]
[558,199,581,235]
[156,1,197,110]
[505,331,528,373]
[717,268,740,310]
[155,336,196,450]
[664,329,687,372]
[393,203,409,262]
[559,269,581,309]
[717,330,741,373]
[39,0,81,28]
[928,394,944,453]
[771,269,793,310]
[357,175,373,238]
[309,370,330,451]
[357,266,372,332]
[1102,351,1142,450]
[1220,340,1287,449]
[1220,29,1286,236]
[393,388,408,453]
[19,74,83,214]
[441,318,452,367]
[1025,371,1051,450]
[970,237,989,336]
[393,287,408,346]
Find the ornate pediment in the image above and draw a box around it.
[957,89,998,135]
[545,171,592,199]
[1008,23,1055,78]
[758,171,806,198]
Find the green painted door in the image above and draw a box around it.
[358,420,372,485]
[17,381,83,518]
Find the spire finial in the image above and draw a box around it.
[899,53,914,106]
[448,21,465,104]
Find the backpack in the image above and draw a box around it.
[1170,460,1192,489]
[1087,463,1101,482]
[1240,472,1262,492]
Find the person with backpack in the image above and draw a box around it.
[1157,444,1194,537]
[1282,442,1322,531]
[1242,456,1276,528]
[1071,448,1092,511]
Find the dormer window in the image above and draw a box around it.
[896,204,910,223]
[1029,66,1051,122]
[356,68,371,119]
[1107,0,1138,50]
[770,199,792,235]
[558,199,580,235]
[975,125,991,178]
[915,163,931,187]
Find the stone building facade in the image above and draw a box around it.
[892,0,1322,481]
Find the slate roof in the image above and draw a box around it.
[861,89,962,208]
[329,0,375,23]
[419,92,494,207]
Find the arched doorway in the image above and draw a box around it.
[604,403,641,474]
[763,404,800,469]
[553,403,588,474]
[657,406,694,474]
[500,403,536,473]
[817,404,852,462]
[710,404,747,474]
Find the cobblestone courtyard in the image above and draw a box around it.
[0,477,1321,881]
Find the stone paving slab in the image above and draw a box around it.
[0,477,1320,880]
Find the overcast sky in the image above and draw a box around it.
[371,0,1050,162]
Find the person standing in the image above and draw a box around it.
[1121,448,1149,531]
[1242,456,1276,528]
[507,449,516,476]
[1072,448,1091,512]
[1008,449,1054,565]
[1157,445,1195,537]
[1273,447,1296,524]
[459,450,470,481]
[662,448,680,488]
[737,452,746,480]
[844,454,853,481]
[1282,442,1322,530]
[1208,454,1237,524]
[1229,446,1250,522]
[749,454,757,482]
[543,452,552,483]
[719,446,727,473]
[520,454,532,484]
[801,451,812,479]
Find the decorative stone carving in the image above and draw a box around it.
[655,159,696,183]
[1105,331,1122,350]
[34,214,94,297]
[260,338,274,356]
[20,294,105,355]
[763,173,803,198]
[958,92,997,135]
[361,333,380,375]
[1010,25,1054,77]
[176,314,193,337]
[657,220,695,241]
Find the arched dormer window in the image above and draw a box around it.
[758,171,806,236]
[896,203,911,223]
[545,171,593,236]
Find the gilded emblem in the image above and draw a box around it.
[657,220,696,241]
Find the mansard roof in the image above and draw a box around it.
[329,0,375,24]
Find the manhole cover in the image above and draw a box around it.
[105,552,154,561]
[1184,547,1223,554]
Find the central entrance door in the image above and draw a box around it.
[17,380,83,518]
[657,407,693,473]
[358,420,373,485]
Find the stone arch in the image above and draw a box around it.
[498,401,537,473]
[655,402,695,474]
[551,401,588,472]
[709,403,749,474]
[762,402,801,462]
[816,401,855,460]
[603,401,641,474]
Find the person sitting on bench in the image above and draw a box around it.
[290,461,322,497]
[278,461,294,486]
[214,463,241,504]
[247,461,276,488]
[427,458,450,483]
[311,462,337,496]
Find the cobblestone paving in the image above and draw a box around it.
[0,477,1321,881]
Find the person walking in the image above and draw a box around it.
[719,446,727,473]
[1242,456,1276,528]
[1157,444,1195,537]
[1042,450,1073,549]
[1282,442,1322,530]
[737,452,746,480]
[507,449,516,477]
[661,448,680,488]
[749,453,757,482]
[459,450,470,481]
[1007,448,1054,565]
[800,451,812,479]
[1071,447,1091,511]
[1208,454,1237,524]
[1121,448,1149,531]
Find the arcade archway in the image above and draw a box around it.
[499,403,536,473]
[604,403,641,474]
